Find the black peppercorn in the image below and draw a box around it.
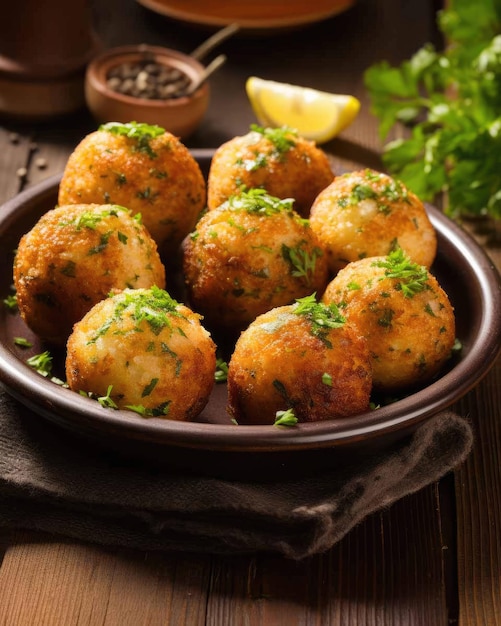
[106,60,191,100]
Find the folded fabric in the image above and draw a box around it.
[0,390,472,560]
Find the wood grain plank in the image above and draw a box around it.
[453,218,501,625]
[0,127,33,203]
[0,531,211,626]
[205,487,449,625]
[456,360,501,626]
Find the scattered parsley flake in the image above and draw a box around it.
[142,377,159,397]
[14,337,32,348]
[3,293,17,311]
[98,385,118,409]
[26,351,53,377]
[322,372,333,386]
[215,358,229,383]
[274,408,298,427]
[126,401,171,417]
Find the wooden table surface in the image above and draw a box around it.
[1,1,500,624]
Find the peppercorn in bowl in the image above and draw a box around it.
[0,152,500,480]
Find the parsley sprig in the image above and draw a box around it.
[250,124,297,154]
[364,0,501,218]
[100,121,165,158]
[372,249,429,297]
[293,294,346,346]
[226,188,295,216]
[88,286,183,343]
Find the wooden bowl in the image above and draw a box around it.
[85,45,210,139]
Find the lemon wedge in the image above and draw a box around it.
[245,76,360,144]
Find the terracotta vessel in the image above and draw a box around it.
[85,45,210,139]
[0,0,99,119]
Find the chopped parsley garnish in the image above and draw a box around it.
[372,248,429,297]
[26,351,67,386]
[282,243,322,285]
[61,261,77,277]
[100,121,165,158]
[14,337,32,348]
[322,372,333,386]
[3,293,17,311]
[250,124,297,154]
[125,401,171,418]
[88,287,182,343]
[293,294,346,346]
[88,231,112,255]
[226,188,294,216]
[98,385,118,409]
[215,358,229,383]
[338,171,410,210]
[141,377,159,397]
[60,206,125,231]
[274,408,298,427]
[26,351,53,377]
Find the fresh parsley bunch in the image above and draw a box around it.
[364,0,501,219]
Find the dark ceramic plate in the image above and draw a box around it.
[1,151,500,479]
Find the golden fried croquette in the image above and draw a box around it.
[14,203,165,345]
[227,295,372,425]
[66,287,216,420]
[309,169,437,274]
[207,125,333,217]
[182,189,329,334]
[58,122,206,254]
[322,249,455,392]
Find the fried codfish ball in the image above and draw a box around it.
[207,125,333,217]
[66,287,216,420]
[309,168,437,274]
[58,122,206,254]
[322,249,456,392]
[227,296,372,425]
[14,203,165,345]
[182,189,329,334]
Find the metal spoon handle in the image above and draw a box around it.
[190,23,239,61]
[185,54,227,96]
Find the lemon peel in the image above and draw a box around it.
[245,76,360,144]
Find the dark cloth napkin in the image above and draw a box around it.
[0,389,472,560]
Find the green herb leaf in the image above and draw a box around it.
[26,351,53,377]
[100,121,165,158]
[125,401,171,417]
[372,248,429,297]
[281,243,322,285]
[3,293,17,311]
[14,337,32,348]
[274,408,298,427]
[364,1,501,218]
[215,358,229,383]
[322,372,333,386]
[250,124,297,154]
[226,188,295,216]
[98,385,118,409]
